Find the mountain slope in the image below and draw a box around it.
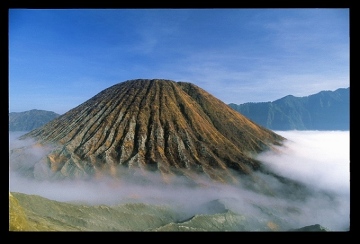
[17,79,284,182]
[9,109,60,131]
[228,87,349,130]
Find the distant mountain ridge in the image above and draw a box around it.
[9,109,60,131]
[228,88,349,130]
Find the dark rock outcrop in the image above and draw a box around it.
[290,224,329,232]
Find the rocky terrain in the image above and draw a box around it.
[16,79,284,182]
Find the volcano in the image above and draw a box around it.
[19,79,285,182]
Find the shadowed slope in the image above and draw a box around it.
[20,79,284,182]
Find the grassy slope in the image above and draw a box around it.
[9,192,297,232]
[9,192,180,231]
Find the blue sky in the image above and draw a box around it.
[9,9,349,114]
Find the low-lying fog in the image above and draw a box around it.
[9,130,350,231]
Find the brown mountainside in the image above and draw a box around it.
[20,79,285,182]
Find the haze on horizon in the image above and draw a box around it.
[9,8,349,115]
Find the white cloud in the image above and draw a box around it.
[257,131,350,194]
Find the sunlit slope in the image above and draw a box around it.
[9,192,180,231]
[9,193,32,231]
[20,79,284,182]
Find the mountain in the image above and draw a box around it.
[17,79,284,182]
[9,109,60,131]
[228,88,349,130]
